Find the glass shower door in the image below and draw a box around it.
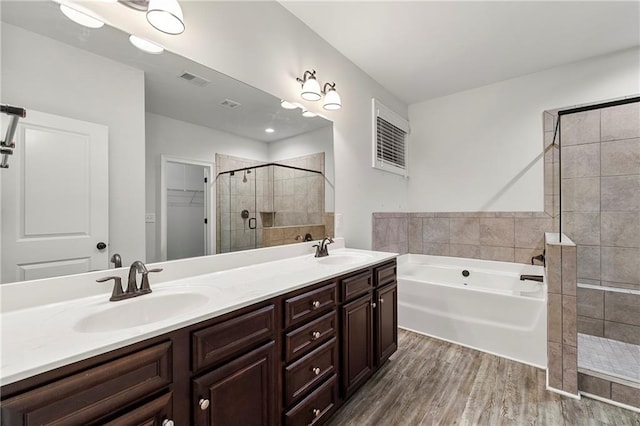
[229,168,258,252]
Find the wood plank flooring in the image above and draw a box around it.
[327,329,640,425]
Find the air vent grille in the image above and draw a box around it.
[219,99,241,109]
[178,72,210,87]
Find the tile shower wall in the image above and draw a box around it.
[556,102,640,346]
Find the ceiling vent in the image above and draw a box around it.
[219,99,241,109]
[178,71,210,87]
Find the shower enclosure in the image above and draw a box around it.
[546,96,640,407]
[216,162,328,253]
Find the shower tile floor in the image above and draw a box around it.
[578,333,640,383]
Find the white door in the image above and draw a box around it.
[1,110,108,283]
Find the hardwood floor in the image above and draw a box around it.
[327,329,640,425]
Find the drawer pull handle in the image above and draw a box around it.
[312,367,321,375]
[311,331,321,340]
[162,420,175,426]
[313,408,321,417]
[312,300,321,309]
[199,398,210,410]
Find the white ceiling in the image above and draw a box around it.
[281,1,640,104]
[1,1,331,143]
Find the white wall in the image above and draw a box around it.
[145,112,269,262]
[76,1,409,250]
[268,126,335,211]
[1,24,146,266]
[408,48,640,212]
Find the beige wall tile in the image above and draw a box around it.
[601,102,640,142]
[602,281,640,291]
[601,211,640,248]
[479,246,514,262]
[601,246,640,285]
[561,143,600,178]
[515,217,553,249]
[545,243,562,294]
[561,245,577,296]
[545,194,559,218]
[561,109,600,146]
[605,292,640,326]
[601,138,640,176]
[577,316,604,337]
[409,217,423,253]
[561,212,600,246]
[611,383,640,409]
[577,287,604,319]
[562,344,578,395]
[604,321,640,345]
[423,243,450,256]
[479,218,514,247]
[545,162,560,196]
[561,177,600,212]
[577,245,601,281]
[562,295,577,346]
[544,111,555,133]
[450,218,480,245]
[601,176,640,211]
[515,247,541,265]
[548,341,563,390]
[578,373,611,399]
[548,293,562,344]
[450,244,480,259]
[423,218,450,243]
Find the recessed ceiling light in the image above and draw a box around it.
[280,100,298,110]
[129,35,164,54]
[59,4,104,29]
[302,110,317,118]
[265,128,275,133]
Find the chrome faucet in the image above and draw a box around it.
[313,237,334,258]
[97,260,162,301]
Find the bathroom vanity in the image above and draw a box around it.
[0,246,397,425]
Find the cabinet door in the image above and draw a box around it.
[341,293,373,397]
[375,282,398,366]
[192,341,276,426]
[103,392,173,426]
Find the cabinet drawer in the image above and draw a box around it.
[103,392,172,426]
[284,282,336,329]
[285,337,338,407]
[341,270,372,302]
[375,262,396,287]
[1,342,172,426]
[285,310,337,362]
[284,374,337,426]
[192,304,275,371]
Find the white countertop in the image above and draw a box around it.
[0,246,396,386]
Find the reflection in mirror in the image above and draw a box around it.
[0,1,334,283]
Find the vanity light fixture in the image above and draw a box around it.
[280,100,298,110]
[59,4,105,29]
[146,0,185,35]
[296,70,322,101]
[265,128,275,133]
[322,82,342,111]
[129,35,164,54]
[302,109,317,118]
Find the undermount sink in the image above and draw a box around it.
[316,253,373,265]
[75,292,209,333]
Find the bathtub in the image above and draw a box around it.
[398,254,547,368]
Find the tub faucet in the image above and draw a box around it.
[531,250,545,266]
[313,237,334,258]
[520,274,544,282]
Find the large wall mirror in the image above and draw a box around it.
[0,1,334,284]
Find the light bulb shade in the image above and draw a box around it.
[129,35,164,54]
[147,0,185,35]
[59,4,104,29]
[301,77,321,101]
[280,100,298,109]
[323,88,342,110]
[302,109,317,118]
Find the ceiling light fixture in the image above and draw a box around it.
[302,109,317,118]
[322,82,342,111]
[129,35,164,54]
[146,0,185,35]
[280,100,298,110]
[59,4,105,29]
[296,70,322,101]
[265,128,275,133]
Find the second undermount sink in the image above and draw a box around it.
[316,252,373,265]
[75,291,209,333]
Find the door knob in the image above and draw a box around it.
[96,242,107,250]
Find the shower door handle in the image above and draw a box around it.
[249,218,256,229]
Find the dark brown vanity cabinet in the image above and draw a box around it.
[0,258,397,426]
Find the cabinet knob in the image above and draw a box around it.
[312,300,320,309]
[312,408,321,417]
[380,297,384,304]
[371,302,377,308]
[162,420,175,426]
[311,331,321,340]
[312,367,321,376]
[199,398,210,410]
